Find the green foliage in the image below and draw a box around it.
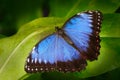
[0,0,120,80]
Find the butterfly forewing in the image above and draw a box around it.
[63,11,102,60]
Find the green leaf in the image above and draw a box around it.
[0,13,120,79]
[0,0,120,80]
[75,37,120,78]
[0,17,64,80]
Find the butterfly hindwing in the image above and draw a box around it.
[25,35,57,73]
[25,34,87,73]
[63,11,102,60]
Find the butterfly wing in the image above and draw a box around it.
[25,34,87,73]
[63,11,102,61]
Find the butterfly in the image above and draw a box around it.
[24,10,102,73]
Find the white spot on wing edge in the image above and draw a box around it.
[44,60,47,64]
[31,47,36,54]
[31,59,34,63]
[25,65,27,68]
[98,19,101,21]
[88,20,92,22]
[40,68,43,70]
[46,68,48,70]
[59,68,62,70]
[27,58,30,63]
[77,13,81,15]
[39,59,42,63]
[95,11,98,13]
[97,12,101,15]
[72,68,75,71]
[35,58,37,63]
[98,16,101,18]
[89,24,93,27]
[97,22,100,25]
[88,11,93,13]
[35,68,38,71]
[32,47,35,50]
[28,67,30,71]
[31,68,34,71]
[88,15,93,18]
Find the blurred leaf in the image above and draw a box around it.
[84,67,120,80]
[0,0,43,36]
[101,13,120,37]
[49,0,120,17]
[0,0,120,36]
[0,34,6,38]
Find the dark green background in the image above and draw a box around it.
[0,0,120,80]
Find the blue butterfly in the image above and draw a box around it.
[25,10,102,73]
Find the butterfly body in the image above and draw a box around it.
[25,10,102,73]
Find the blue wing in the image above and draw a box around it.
[24,10,102,73]
[64,12,92,51]
[25,34,86,73]
[63,11,102,60]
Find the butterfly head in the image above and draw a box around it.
[55,26,64,35]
